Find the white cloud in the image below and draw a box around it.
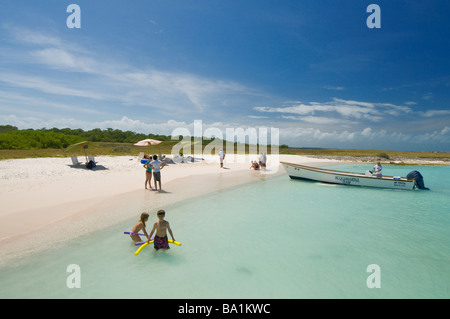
[0,90,101,115]
[412,127,450,145]
[419,110,450,117]
[441,126,450,135]
[253,98,420,127]
[0,114,188,135]
[278,125,448,150]
[253,98,404,122]
[361,127,372,137]
[0,74,106,100]
[118,70,249,112]
[280,115,350,125]
[30,48,98,73]
[5,25,64,47]
[1,26,263,118]
[324,86,345,91]
[248,115,269,119]
[375,103,412,115]
[332,98,375,108]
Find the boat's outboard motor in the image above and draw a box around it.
[407,170,429,190]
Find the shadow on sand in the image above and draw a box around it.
[67,164,109,171]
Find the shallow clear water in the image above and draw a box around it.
[1,164,449,298]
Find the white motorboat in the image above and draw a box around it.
[281,162,428,190]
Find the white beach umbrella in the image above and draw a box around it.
[134,138,163,154]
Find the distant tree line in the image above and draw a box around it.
[0,125,172,150]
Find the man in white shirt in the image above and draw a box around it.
[373,161,382,178]
[259,152,267,170]
[150,155,165,190]
[219,149,225,168]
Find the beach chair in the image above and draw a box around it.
[88,155,96,163]
[186,156,194,163]
[71,156,81,165]
[172,154,183,163]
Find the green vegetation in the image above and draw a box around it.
[0,129,84,150]
[0,126,172,147]
[0,125,18,133]
[0,125,273,159]
[376,152,390,159]
[0,126,171,150]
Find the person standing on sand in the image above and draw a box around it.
[150,155,165,191]
[147,210,175,250]
[130,212,150,242]
[219,149,225,168]
[143,160,153,190]
[259,152,266,170]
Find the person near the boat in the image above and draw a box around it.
[373,161,382,178]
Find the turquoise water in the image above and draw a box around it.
[1,164,449,298]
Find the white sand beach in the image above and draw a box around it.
[0,154,339,264]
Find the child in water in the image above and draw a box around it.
[130,212,150,242]
[147,210,176,250]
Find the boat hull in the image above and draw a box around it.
[281,162,416,190]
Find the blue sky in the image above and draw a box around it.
[0,0,449,151]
